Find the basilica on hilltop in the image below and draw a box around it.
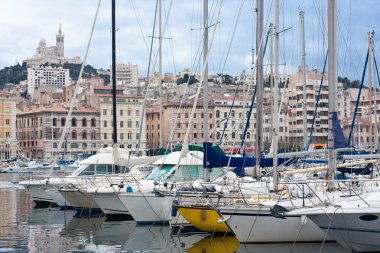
[23,25,81,67]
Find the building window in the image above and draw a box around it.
[120,144,124,148]
[128,110,132,116]
[53,118,57,126]
[82,143,87,149]
[120,110,123,116]
[82,131,87,139]
[185,112,189,118]
[71,118,77,127]
[120,121,124,128]
[82,118,87,127]
[61,118,66,127]
[71,143,78,148]
[91,118,96,127]
[103,109,107,115]
[104,121,107,127]
[136,110,139,116]
[136,133,140,140]
[128,120,132,128]
[5,107,10,114]
[120,133,124,140]
[5,119,10,125]
[128,132,132,139]
[104,133,107,139]
[136,121,139,128]
[194,113,197,118]
[91,131,96,139]
[72,130,77,139]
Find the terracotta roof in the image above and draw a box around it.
[0,92,16,98]
[93,85,124,90]
[18,102,99,115]
[95,94,143,99]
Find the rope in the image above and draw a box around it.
[47,0,101,179]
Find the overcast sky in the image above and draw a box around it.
[0,0,379,80]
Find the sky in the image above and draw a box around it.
[0,0,379,81]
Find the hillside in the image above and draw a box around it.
[0,63,110,89]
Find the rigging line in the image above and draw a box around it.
[150,0,174,83]
[302,51,328,168]
[164,5,217,157]
[130,0,149,53]
[172,0,224,184]
[336,9,361,79]
[336,9,365,77]
[348,50,369,146]
[47,0,101,179]
[136,0,158,157]
[219,0,245,74]
[218,81,241,145]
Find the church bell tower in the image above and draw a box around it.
[56,24,64,57]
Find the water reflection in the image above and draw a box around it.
[0,185,355,253]
[184,236,239,253]
[0,184,34,252]
[236,242,350,253]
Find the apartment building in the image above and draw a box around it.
[84,85,147,153]
[0,92,17,159]
[146,96,214,152]
[27,66,70,98]
[114,63,139,86]
[16,102,100,161]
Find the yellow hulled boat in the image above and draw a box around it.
[178,205,231,233]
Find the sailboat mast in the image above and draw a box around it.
[203,0,209,182]
[159,0,163,151]
[372,32,378,151]
[327,0,337,190]
[112,0,117,145]
[300,10,307,151]
[273,0,279,191]
[368,31,373,152]
[255,0,263,178]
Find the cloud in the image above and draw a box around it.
[0,0,379,81]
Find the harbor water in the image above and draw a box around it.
[0,177,350,253]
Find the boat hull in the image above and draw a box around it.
[177,206,230,233]
[219,205,329,243]
[308,210,380,252]
[119,192,174,224]
[59,188,101,211]
[89,190,130,215]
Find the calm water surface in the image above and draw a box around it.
[0,179,350,253]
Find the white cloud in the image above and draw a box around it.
[0,0,379,81]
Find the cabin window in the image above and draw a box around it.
[80,164,95,175]
[96,165,108,174]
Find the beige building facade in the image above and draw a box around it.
[16,102,100,161]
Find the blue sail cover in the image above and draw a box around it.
[203,142,291,176]
[332,112,348,149]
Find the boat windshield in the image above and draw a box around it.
[78,164,128,176]
[145,165,173,180]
